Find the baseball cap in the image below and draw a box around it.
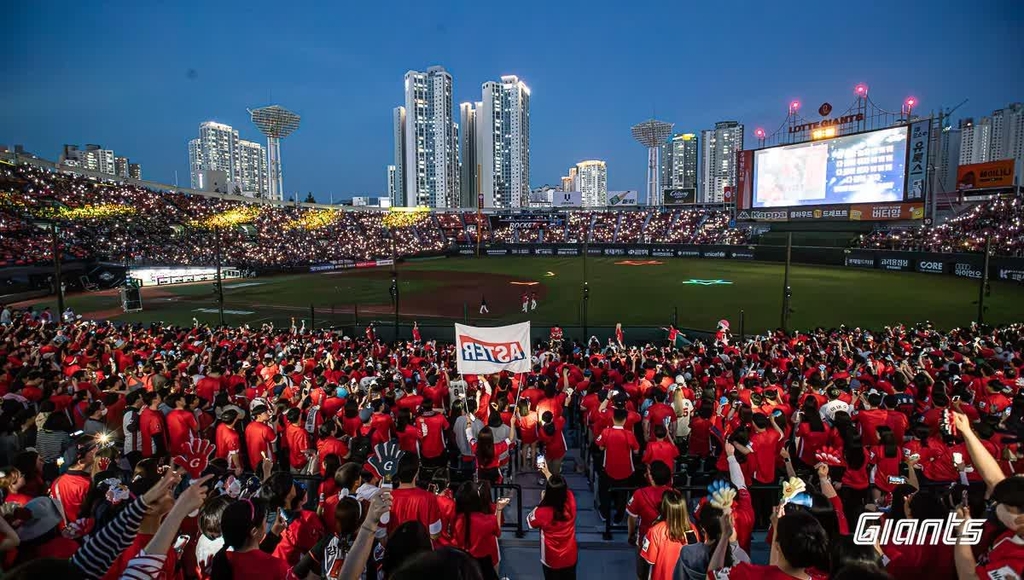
[358,408,373,423]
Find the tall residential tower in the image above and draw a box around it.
[700,121,744,203]
[478,75,531,208]
[401,66,458,207]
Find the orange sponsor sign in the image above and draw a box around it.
[849,203,925,221]
[957,159,1015,190]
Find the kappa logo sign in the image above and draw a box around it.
[458,336,527,364]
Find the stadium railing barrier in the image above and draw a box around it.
[447,243,1024,283]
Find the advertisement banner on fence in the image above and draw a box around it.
[849,203,925,221]
[845,252,876,269]
[454,322,532,375]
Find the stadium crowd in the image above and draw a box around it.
[0,302,1018,580]
[857,197,1024,257]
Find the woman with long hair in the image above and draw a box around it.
[452,481,508,580]
[468,419,516,484]
[395,407,422,454]
[641,489,700,580]
[293,496,365,579]
[527,467,578,580]
[868,425,902,501]
[795,397,835,467]
[210,499,294,580]
[0,467,30,506]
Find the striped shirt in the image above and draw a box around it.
[71,495,149,579]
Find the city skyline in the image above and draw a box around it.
[2,1,1022,202]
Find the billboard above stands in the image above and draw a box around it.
[553,191,582,207]
[957,159,1016,192]
[737,202,924,222]
[664,188,697,205]
[607,190,638,207]
[753,126,909,208]
[849,202,924,221]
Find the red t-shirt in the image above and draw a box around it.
[244,421,277,470]
[195,376,222,403]
[452,512,501,567]
[515,411,539,445]
[749,430,782,484]
[140,407,166,458]
[383,486,442,537]
[537,416,568,461]
[166,409,199,455]
[272,510,326,566]
[688,416,712,456]
[596,425,639,480]
[527,490,578,569]
[316,436,349,473]
[641,521,693,580]
[51,471,91,522]
[396,425,422,454]
[215,423,242,462]
[855,408,889,445]
[415,412,450,459]
[975,530,1024,580]
[644,403,675,438]
[641,440,679,470]
[225,549,293,580]
[626,485,673,542]
[102,533,177,580]
[285,423,310,469]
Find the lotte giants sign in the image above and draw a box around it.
[454,322,532,374]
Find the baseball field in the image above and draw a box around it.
[22,256,1024,335]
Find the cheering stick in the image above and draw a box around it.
[369,441,405,524]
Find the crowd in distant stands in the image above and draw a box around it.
[3,163,1023,272]
[856,197,1024,256]
[0,302,1020,579]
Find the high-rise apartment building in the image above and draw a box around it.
[392,107,406,207]
[660,133,699,192]
[700,121,744,203]
[478,75,530,208]
[959,103,1024,169]
[188,121,268,197]
[459,102,480,208]
[387,165,399,205]
[401,67,458,207]
[575,160,607,207]
[60,144,136,178]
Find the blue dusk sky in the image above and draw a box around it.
[1,0,1021,202]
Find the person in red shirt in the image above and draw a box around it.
[139,391,167,458]
[50,435,96,523]
[596,408,640,523]
[245,404,277,471]
[284,407,312,473]
[195,367,223,404]
[627,460,675,579]
[854,391,889,446]
[709,510,830,580]
[451,481,509,577]
[642,424,680,470]
[166,393,199,455]
[315,421,350,474]
[415,398,450,469]
[215,409,244,475]
[527,467,577,579]
[380,453,442,539]
[748,413,783,526]
[641,489,699,580]
[537,411,568,477]
[210,497,297,580]
[368,400,395,446]
[515,399,539,465]
[643,389,676,442]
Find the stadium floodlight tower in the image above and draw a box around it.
[249,105,301,201]
[631,119,674,206]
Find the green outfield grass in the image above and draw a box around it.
[26,257,1024,332]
